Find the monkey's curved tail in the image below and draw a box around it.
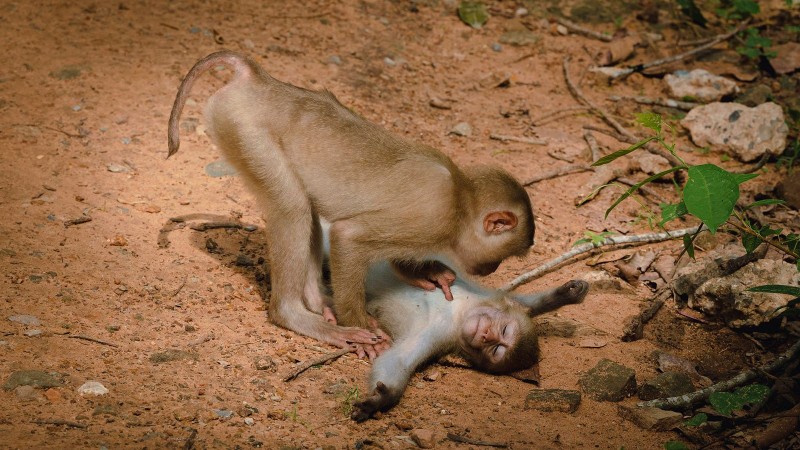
[167,50,252,158]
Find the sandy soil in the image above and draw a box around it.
[0,1,795,449]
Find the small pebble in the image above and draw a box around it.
[24,329,42,337]
[8,315,41,326]
[78,381,109,396]
[72,105,82,111]
[326,55,342,65]
[244,417,255,426]
[490,42,502,52]
[214,409,234,419]
[121,137,131,145]
[384,57,396,67]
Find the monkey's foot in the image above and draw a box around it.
[559,280,589,304]
[351,382,397,422]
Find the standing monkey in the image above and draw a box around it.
[168,51,535,356]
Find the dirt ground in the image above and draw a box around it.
[1,1,797,449]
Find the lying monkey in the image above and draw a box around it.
[168,51,535,358]
[350,258,589,421]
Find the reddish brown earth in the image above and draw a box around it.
[0,1,795,449]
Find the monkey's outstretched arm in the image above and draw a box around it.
[351,330,445,421]
[512,280,589,316]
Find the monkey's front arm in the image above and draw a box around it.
[351,329,445,422]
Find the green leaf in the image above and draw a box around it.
[685,413,708,427]
[733,0,760,15]
[592,137,658,167]
[742,233,762,253]
[747,285,800,296]
[664,441,689,450]
[683,164,741,233]
[731,173,759,185]
[605,166,685,218]
[636,112,662,133]
[710,384,770,416]
[457,1,489,29]
[659,202,688,226]
[746,199,785,209]
[683,234,695,259]
[676,0,707,27]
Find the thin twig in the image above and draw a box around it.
[283,348,351,382]
[554,17,612,42]
[523,164,592,186]
[32,418,88,429]
[170,276,188,298]
[68,334,119,348]
[563,57,683,168]
[189,221,244,232]
[583,125,633,145]
[621,289,672,342]
[617,177,669,204]
[64,216,92,227]
[489,134,547,146]
[183,428,197,450]
[731,153,770,174]
[609,95,699,111]
[639,337,800,410]
[531,105,590,126]
[447,433,509,448]
[503,226,702,291]
[592,19,751,79]
[583,130,602,162]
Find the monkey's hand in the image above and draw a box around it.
[352,317,393,360]
[351,382,400,422]
[391,260,456,301]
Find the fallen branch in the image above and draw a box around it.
[753,402,800,449]
[283,348,351,382]
[64,216,92,227]
[503,226,701,291]
[531,105,590,126]
[554,17,612,42]
[583,130,602,162]
[523,163,591,186]
[621,289,672,342]
[583,124,633,145]
[638,337,800,410]
[189,221,244,232]
[591,19,751,80]
[489,134,547,146]
[609,95,699,111]
[563,57,683,168]
[68,334,119,348]
[447,433,508,448]
[32,418,88,429]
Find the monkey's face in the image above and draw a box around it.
[459,303,523,368]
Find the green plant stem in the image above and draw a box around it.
[727,219,799,260]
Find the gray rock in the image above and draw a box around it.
[449,122,472,137]
[204,159,237,178]
[214,409,234,419]
[690,259,800,328]
[8,315,41,326]
[4,370,64,390]
[579,359,637,402]
[499,29,539,46]
[14,385,40,401]
[326,55,342,65]
[618,405,683,431]
[681,102,788,162]
[524,389,581,413]
[581,270,634,293]
[254,356,276,371]
[735,84,772,107]
[490,42,502,52]
[106,163,131,173]
[664,69,738,102]
[23,329,42,337]
[638,371,694,401]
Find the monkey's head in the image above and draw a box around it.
[455,166,535,277]
[457,299,540,374]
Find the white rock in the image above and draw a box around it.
[449,122,472,137]
[78,381,109,396]
[681,102,788,162]
[664,69,738,102]
[8,314,41,326]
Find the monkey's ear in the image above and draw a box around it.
[483,211,518,234]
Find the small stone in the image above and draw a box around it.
[556,24,568,35]
[323,381,349,395]
[108,235,128,246]
[384,57,396,66]
[579,359,637,402]
[410,428,435,448]
[184,324,197,332]
[106,163,130,173]
[577,338,607,348]
[78,381,109,396]
[137,204,161,214]
[423,370,441,382]
[217,360,231,368]
[638,372,695,401]
[214,409,234,419]
[8,315,41,326]
[394,419,414,431]
[235,255,255,267]
[524,389,581,413]
[490,42,502,52]
[4,370,63,390]
[149,349,198,364]
[24,329,42,337]
[43,388,62,403]
[449,122,472,137]
[93,403,120,416]
[242,39,255,49]
[769,42,800,74]
[326,55,342,65]
[499,29,539,46]
[665,69,738,102]
[618,405,683,431]
[735,84,773,107]
[244,417,255,425]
